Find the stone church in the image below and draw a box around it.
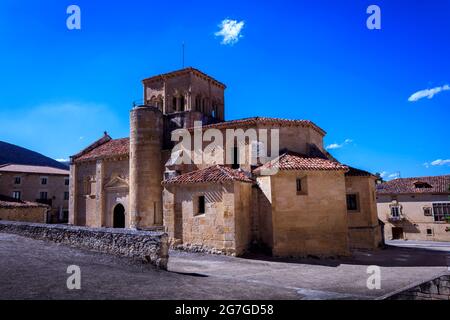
[69,67,382,257]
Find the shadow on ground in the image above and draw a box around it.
[240,245,450,268]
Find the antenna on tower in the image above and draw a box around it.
[182,42,185,68]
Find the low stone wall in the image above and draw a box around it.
[0,221,169,269]
[171,241,236,256]
[0,207,47,224]
[383,274,450,300]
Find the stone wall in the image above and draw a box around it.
[129,106,163,229]
[346,175,383,249]
[384,274,450,300]
[270,170,350,257]
[0,206,47,223]
[0,221,169,269]
[163,181,254,256]
[143,69,225,120]
[71,157,131,229]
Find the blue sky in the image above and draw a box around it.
[0,0,449,179]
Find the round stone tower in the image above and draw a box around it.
[129,105,163,229]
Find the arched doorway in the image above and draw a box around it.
[113,204,125,228]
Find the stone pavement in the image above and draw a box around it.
[1,232,448,300]
[168,242,450,299]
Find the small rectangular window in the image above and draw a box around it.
[296,177,308,195]
[426,228,433,236]
[198,196,205,215]
[40,192,48,200]
[12,191,21,200]
[423,207,432,216]
[296,178,302,192]
[347,194,359,211]
[14,177,21,185]
[64,192,70,200]
[41,177,48,185]
[65,178,70,186]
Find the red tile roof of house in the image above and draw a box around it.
[187,117,326,136]
[0,194,49,209]
[0,164,69,175]
[376,175,450,195]
[163,165,254,185]
[72,136,129,163]
[253,151,348,174]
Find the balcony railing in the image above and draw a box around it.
[387,215,404,222]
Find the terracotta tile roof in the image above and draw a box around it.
[0,194,49,209]
[345,166,375,177]
[142,67,226,89]
[187,117,326,136]
[0,164,69,175]
[163,165,254,185]
[73,137,129,163]
[376,175,450,195]
[253,151,348,174]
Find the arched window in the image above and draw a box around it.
[195,95,201,111]
[172,96,177,111]
[203,98,209,114]
[211,99,219,118]
[148,95,156,106]
[156,95,163,110]
[180,95,185,111]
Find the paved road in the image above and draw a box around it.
[386,240,450,251]
[169,245,450,299]
[0,233,298,300]
[0,232,449,300]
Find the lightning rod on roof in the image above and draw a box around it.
[182,42,185,68]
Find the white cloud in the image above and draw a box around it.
[379,171,388,178]
[408,84,450,102]
[424,159,450,168]
[388,173,400,179]
[326,139,353,150]
[215,19,245,45]
[378,171,400,180]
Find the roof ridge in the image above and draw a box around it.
[254,150,348,174]
[384,174,450,182]
[186,117,326,136]
[163,164,253,185]
[71,132,112,160]
[142,67,227,88]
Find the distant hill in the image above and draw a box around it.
[0,141,69,170]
